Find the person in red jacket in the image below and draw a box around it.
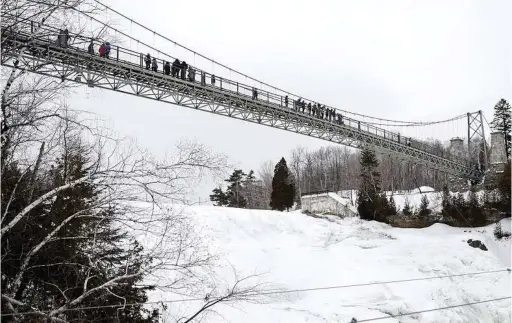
[99,43,105,57]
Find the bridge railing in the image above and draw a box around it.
[1,15,472,167]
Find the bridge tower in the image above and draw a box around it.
[467,111,488,171]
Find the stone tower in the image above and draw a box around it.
[489,131,507,168]
[446,137,469,191]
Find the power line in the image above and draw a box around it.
[2,268,509,317]
[352,296,511,322]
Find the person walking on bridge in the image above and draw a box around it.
[172,59,180,77]
[88,39,94,55]
[181,61,188,80]
[151,57,158,72]
[188,65,196,82]
[99,43,105,57]
[104,42,111,58]
[145,54,151,70]
[164,61,171,75]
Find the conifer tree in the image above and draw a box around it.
[418,195,431,217]
[270,158,296,211]
[498,161,511,213]
[388,195,398,215]
[1,146,158,322]
[210,186,229,206]
[402,196,413,216]
[357,149,389,221]
[225,169,247,208]
[491,98,511,159]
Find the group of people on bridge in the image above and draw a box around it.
[289,97,342,124]
[52,30,417,150]
[144,54,196,82]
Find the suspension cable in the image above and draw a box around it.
[88,0,469,125]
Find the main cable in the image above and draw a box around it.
[89,0,468,126]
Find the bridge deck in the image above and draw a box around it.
[0,21,480,179]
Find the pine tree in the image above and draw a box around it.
[357,149,388,221]
[388,195,397,215]
[402,196,413,216]
[49,147,159,323]
[418,195,431,217]
[498,161,511,213]
[225,169,247,208]
[270,158,296,211]
[491,98,511,159]
[1,147,159,322]
[242,170,257,208]
[210,186,229,206]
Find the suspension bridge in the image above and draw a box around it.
[0,3,492,181]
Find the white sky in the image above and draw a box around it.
[71,0,512,200]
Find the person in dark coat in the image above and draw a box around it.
[151,57,158,72]
[172,59,180,77]
[145,54,151,70]
[164,61,171,75]
[88,39,94,55]
[63,29,69,47]
[104,42,111,58]
[181,61,188,80]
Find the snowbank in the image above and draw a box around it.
[149,206,511,323]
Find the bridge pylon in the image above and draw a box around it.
[467,111,488,172]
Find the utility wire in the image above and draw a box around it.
[2,268,510,317]
[89,0,469,126]
[352,296,511,322]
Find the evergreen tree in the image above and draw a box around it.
[357,149,389,221]
[491,98,511,159]
[270,158,296,211]
[1,147,158,322]
[225,169,247,208]
[418,195,431,217]
[402,197,413,216]
[498,161,511,213]
[242,170,257,208]
[387,195,398,215]
[210,186,229,206]
[467,190,486,226]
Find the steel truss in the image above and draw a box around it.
[467,111,488,170]
[0,30,481,180]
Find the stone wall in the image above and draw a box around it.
[301,192,358,217]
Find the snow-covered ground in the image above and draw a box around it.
[150,206,511,323]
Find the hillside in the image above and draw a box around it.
[150,206,511,323]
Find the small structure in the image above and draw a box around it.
[489,131,507,169]
[301,190,358,217]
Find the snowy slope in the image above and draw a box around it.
[150,207,511,323]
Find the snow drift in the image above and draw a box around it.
[149,206,511,323]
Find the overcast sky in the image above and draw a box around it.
[71,0,512,200]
